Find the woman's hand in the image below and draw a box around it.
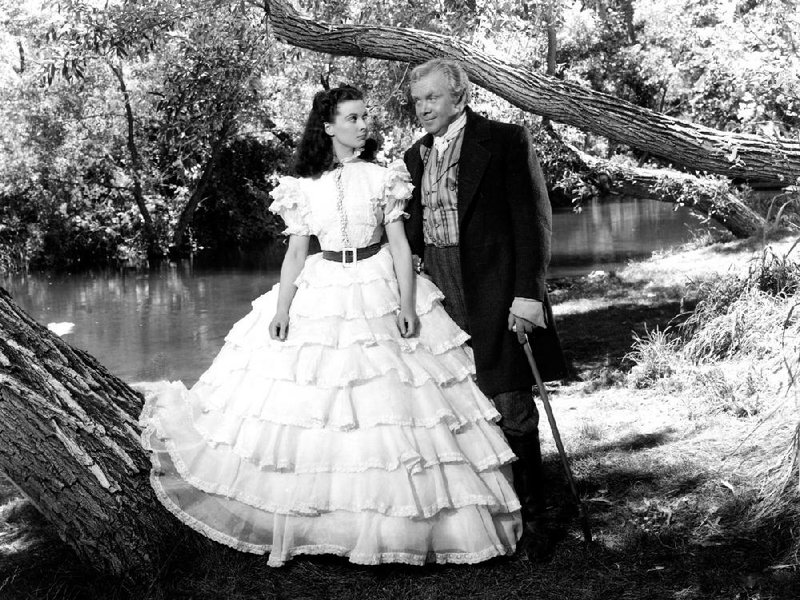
[269,310,290,341]
[396,306,419,338]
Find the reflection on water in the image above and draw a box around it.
[4,263,279,384]
[2,198,714,384]
[550,197,714,278]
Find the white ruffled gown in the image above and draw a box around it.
[139,159,523,566]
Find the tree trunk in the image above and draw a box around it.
[170,118,232,256]
[109,62,162,262]
[541,1,558,132]
[544,4,557,78]
[618,0,637,44]
[0,288,177,575]
[259,0,800,187]
[14,39,24,74]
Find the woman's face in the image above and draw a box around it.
[324,99,368,153]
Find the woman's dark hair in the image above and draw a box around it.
[292,85,377,177]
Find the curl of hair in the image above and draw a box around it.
[409,58,471,105]
[292,86,377,177]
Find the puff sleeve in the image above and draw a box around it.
[269,176,311,236]
[380,160,414,224]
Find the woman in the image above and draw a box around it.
[139,86,522,566]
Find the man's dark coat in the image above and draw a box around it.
[404,107,567,397]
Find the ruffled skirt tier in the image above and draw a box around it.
[140,247,522,566]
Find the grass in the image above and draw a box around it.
[624,327,680,389]
[3,233,800,599]
[604,235,800,571]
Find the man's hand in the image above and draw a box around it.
[508,312,536,343]
[510,298,546,328]
[508,298,546,343]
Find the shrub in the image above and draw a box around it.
[680,244,800,362]
[625,327,680,389]
[682,286,786,362]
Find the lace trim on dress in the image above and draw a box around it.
[144,430,521,519]
[195,341,477,389]
[144,467,517,567]
[190,373,499,432]
[369,159,413,225]
[225,317,470,355]
[290,288,444,320]
[209,450,517,476]
[269,176,312,236]
[194,392,502,432]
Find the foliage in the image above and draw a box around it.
[623,242,799,417]
[682,285,787,361]
[191,134,293,257]
[678,244,800,360]
[148,4,271,196]
[2,0,800,272]
[624,326,679,388]
[0,0,279,269]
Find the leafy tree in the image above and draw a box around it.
[2,0,799,273]
[148,1,272,255]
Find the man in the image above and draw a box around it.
[403,58,568,538]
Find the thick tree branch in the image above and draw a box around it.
[260,0,800,187]
[570,149,767,238]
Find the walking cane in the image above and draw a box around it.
[517,330,593,544]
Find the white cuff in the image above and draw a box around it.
[510,297,545,326]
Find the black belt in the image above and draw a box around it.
[322,243,383,264]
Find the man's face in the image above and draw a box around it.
[410,70,465,137]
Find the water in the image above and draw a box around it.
[4,264,279,384]
[2,198,716,384]
[550,197,714,278]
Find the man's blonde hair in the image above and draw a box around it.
[410,58,471,103]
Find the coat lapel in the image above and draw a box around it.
[407,133,432,188]
[457,108,491,227]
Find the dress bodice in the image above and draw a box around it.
[270,160,413,251]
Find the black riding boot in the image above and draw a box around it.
[506,432,558,559]
[506,433,546,523]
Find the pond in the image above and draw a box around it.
[2,198,717,384]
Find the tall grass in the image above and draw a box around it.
[625,240,800,564]
[624,327,680,389]
[681,286,787,361]
[679,244,800,361]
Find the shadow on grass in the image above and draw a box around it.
[592,429,679,454]
[2,466,799,600]
[555,301,684,374]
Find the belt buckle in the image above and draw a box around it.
[342,247,357,267]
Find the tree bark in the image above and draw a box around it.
[259,0,800,187]
[544,3,557,78]
[618,0,637,44]
[541,1,558,132]
[0,288,177,575]
[109,61,162,262]
[14,39,25,74]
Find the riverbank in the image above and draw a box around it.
[1,233,798,599]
